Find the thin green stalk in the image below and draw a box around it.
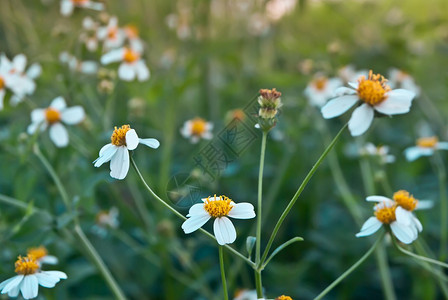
[394,240,448,269]
[261,123,347,265]
[130,156,255,268]
[433,152,447,260]
[219,246,229,300]
[314,232,384,300]
[0,194,30,210]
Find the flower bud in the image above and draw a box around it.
[257,88,282,132]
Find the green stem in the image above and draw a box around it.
[261,123,347,265]
[0,194,30,210]
[394,239,448,269]
[219,246,229,300]
[130,156,255,268]
[314,232,384,300]
[433,152,447,260]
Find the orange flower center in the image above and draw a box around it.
[374,203,397,224]
[45,108,61,124]
[357,70,391,106]
[125,25,139,39]
[107,28,118,40]
[191,118,207,136]
[313,77,328,91]
[111,124,131,146]
[417,136,438,148]
[71,0,88,4]
[0,76,5,89]
[276,296,293,300]
[393,190,417,211]
[27,246,48,260]
[203,195,233,218]
[123,48,139,63]
[232,109,245,121]
[15,256,39,275]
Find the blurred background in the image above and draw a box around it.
[1,0,448,299]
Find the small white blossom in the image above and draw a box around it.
[101,47,149,81]
[60,0,104,17]
[360,143,395,164]
[180,117,213,143]
[404,136,448,161]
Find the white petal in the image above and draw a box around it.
[416,200,433,210]
[390,222,416,244]
[20,275,38,299]
[49,123,69,148]
[42,271,67,280]
[0,275,23,291]
[39,256,58,265]
[181,214,211,234]
[35,273,59,288]
[139,138,160,149]
[79,61,99,74]
[50,96,66,111]
[355,217,382,237]
[436,142,448,150]
[348,81,359,89]
[321,95,358,119]
[110,146,130,180]
[213,217,237,245]
[27,121,46,135]
[12,54,27,73]
[94,144,118,167]
[395,206,412,226]
[333,86,357,97]
[136,61,150,81]
[26,63,42,79]
[0,89,4,110]
[60,0,74,16]
[8,285,20,297]
[118,63,136,81]
[30,108,45,123]
[125,129,139,150]
[404,146,432,161]
[348,103,374,136]
[61,106,85,125]
[366,196,393,203]
[374,89,415,115]
[228,203,256,219]
[100,48,125,65]
[84,1,104,10]
[412,216,423,232]
[186,203,208,217]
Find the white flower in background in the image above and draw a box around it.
[180,117,213,143]
[59,52,99,75]
[60,0,104,17]
[80,17,100,52]
[93,125,160,180]
[27,246,58,266]
[182,195,255,245]
[27,97,86,148]
[101,47,150,81]
[234,289,258,300]
[360,143,395,164]
[304,75,342,107]
[265,0,297,22]
[97,17,126,50]
[337,65,368,84]
[0,255,67,299]
[356,197,418,244]
[404,136,448,161]
[388,68,420,97]
[321,70,416,136]
[0,54,20,110]
[124,25,145,53]
[92,207,120,236]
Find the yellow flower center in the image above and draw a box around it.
[417,136,438,148]
[191,118,207,136]
[45,108,61,124]
[276,296,293,300]
[203,195,233,218]
[107,28,118,40]
[357,70,391,106]
[0,76,5,89]
[27,246,48,260]
[123,48,139,63]
[111,124,131,146]
[313,77,328,91]
[15,256,39,275]
[393,190,417,211]
[374,203,397,224]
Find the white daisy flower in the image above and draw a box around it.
[0,255,67,299]
[360,143,395,164]
[60,0,104,17]
[92,207,120,236]
[27,246,58,266]
[181,195,255,245]
[80,17,100,52]
[356,197,418,244]
[0,54,20,110]
[388,68,420,97]
[321,70,416,136]
[304,75,342,107]
[93,125,160,180]
[59,52,99,75]
[27,97,86,148]
[97,17,126,50]
[101,47,150,82]
[404,136,448,161]
[124,25,145,54]
[234,289,258,300]
[180,117,213,144]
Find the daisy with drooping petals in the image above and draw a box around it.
[182,195,255,245]
[404,136,448,161]
[97,17,126,50]
[27,97,85,148]
[93,125,160,180]
[356,197,418,244]
[321,70,416,136]
[360,143,395,164]
[304,75,342,107]
[180,117,213,143]
[101,47,150,81]
[27,246,58,266]
[60,0,104,17]
[0,255,67,299]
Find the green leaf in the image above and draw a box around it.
[246,236,256,258]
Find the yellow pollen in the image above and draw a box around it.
[374,204,397,224]
[357,70,391,106]
[111,124,131,146]
[45,108,61,124]
[190,118,207,136]
[393,190,418,211]
[15,255,39,275]
[417,136,438,148]
[0,76,4,89]
[276,296,293,300]
[123,48,139,63]
[203,195,233,218]
[27,246,48,260]
[313,77,328,91]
